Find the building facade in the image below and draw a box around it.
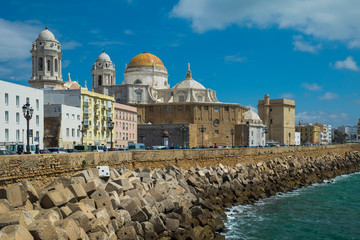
[337,125,358,142]
[327,125,332,144]
[295,132,301,146]
[43,89,115,147]
[114,103,137,148]
[0,80,44,150]
[235,110,266,147]
[314,122,328,144]
[295,124,320,144]
[357,119,360,141]
[257,94,296,145]
[44,104,81,148]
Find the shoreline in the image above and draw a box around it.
[0,151,358,239]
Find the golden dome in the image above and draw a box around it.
[127,52,165,69]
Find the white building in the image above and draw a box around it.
[295,132,301,146]
[327,125,332,144]
[337,125,358,142]
[235,110,266,147]
[0,80,44,150]
[44,104,81,149]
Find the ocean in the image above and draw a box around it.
[224,172,360,240]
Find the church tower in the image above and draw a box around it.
[29,28,64,89]
[92,51,116,90]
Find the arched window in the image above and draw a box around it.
[98,75,102,86]
[47,60,51,71]
[38,57,43,71]
[134,79,142,84]
[111,76,113,85]
[54,59,58,72]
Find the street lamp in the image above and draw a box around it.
[22,101,34,154]
[230,129,235,148]
[199,125,206,148]
[180,125,186,148]
[107,119,114,149]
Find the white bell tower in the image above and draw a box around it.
[29,27,64,89]
[92,51,116,90]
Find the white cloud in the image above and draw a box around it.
[333,56,359,71]
[301,82,322,91]
[280,93,295,99]
[319,92,339,100]
[171,0,360,48]
[62,40,82,50]
[62,60,71,68]
[296,111,348,125]
[89,41,127,47]
[124,29,134,35]
[225,54,247,63]
[293,35,322,53]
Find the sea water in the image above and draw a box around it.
[224,172,360,240]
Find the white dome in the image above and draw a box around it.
[37,29,56,41]
[173,79,205,90]
[97,52,111,62]
[242,110,261,121]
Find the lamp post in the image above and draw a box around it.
[107,119,114,149]
[180,125,186,148]
[230,129,235,148]
[198,125,206,148]
[22,101,34,154]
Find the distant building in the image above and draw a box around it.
[357,119,360,142]
[0,80,44,150]
[295,124,320,144]
[337,125,358,142]
[114,103,138,148]
[44,104,81,148]
[235,110,266,147]
[314,122,328,144]
[327,125,332,144]
[257,94,296,145]
[43,89,115,147]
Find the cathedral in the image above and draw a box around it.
[29,28,272,148]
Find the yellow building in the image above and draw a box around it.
[81,89,115,147]
[295,125,320,144]
[257,94,296,145]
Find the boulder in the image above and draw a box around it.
[27,219,58,240]
[0,225,33,240]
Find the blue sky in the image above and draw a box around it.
[1,0,359,128]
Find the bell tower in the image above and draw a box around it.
[29,28,64,89]
[92,51,116,90]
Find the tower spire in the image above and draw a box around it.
[186,62,192,79]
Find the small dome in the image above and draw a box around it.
[37,28,56,41]
[242,110,261,121]
[172,79,206,90]
[96,52,111,62]
[127,52,165,69]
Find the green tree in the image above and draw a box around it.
[333,130,347,144]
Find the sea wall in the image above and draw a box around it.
[0,150,359,239]
[0,144,359,187]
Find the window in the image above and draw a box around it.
[36,131,39,141]
[36,115,39,126]
[213,119,220,127]
[123,123,125,130]
[197,96,203,102]
[270,119,273,124]
[134,79,142,84]
[77,129,80,137]
[5,129,9,141]
[16,130,20,141]
[5,93,8,106]
[136,91,142,102]
[126,123,128,130]
[5,111,9,123]
[16,113,20,124]
[55,59,58,72]
[26,97,30,104]
[214,106,219,112]
[214,130,219,134]
[72,114,75,120]
[178,95,185,102]
[38,57,43,71]
[251,131,253,136]
[72,129,75,137]
[36,99,39,110]
[66,113,69,119]
[47,60,51,71]
[167,106,172,112]
[98,75,102,86]
[16,96,19,107]
[66,128,69,137]
[77,115,80,120]
[137,116,141,123]
[126,133,128,140]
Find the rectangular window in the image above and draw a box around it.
[16,96,19,107]
[77,115,80,120]
[72,128,75,137]
[137,116,141,123]
[16,112,20,124]
[66,113,69,119]
[178,96,185,102]
[5,93,8,106]
[66,128,69,137]
[5,129,9,141]
[167,106,172,112]
[36,131,39,141]
[36,115,39,126]
[72,114,75,120]
[77,129,80,137]
[16,130,20,141]
[214,130,219,134]
[214,106,219,112]
[36,99,39,110]
[5,111,9,123]
[197,96,203,102]
[26,97,30,104]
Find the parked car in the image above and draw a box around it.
[66,149,79,153]
[47,147,67,154]
[169,146,181,150]
[91,145,104,152]
[39,149,51,154]
[74,145,91,152]
[0,150,13,155]
[128,142,146,151]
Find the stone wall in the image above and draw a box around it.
[0,144,359,187]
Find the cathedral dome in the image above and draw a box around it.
[96,52,111,62]
[37,28,56,41]
[127,52,165,69]
[173,79,205,90]
[242,110,261,123]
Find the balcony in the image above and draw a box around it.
[102,105,106,110]
[83,113,89,118]
[94,114,99,119]
[83,101,89,106]
[94,103,99,109]
[94,124,99,130]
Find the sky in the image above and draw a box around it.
[0,0,359,128]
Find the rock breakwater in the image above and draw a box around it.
[0,151,359,239]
